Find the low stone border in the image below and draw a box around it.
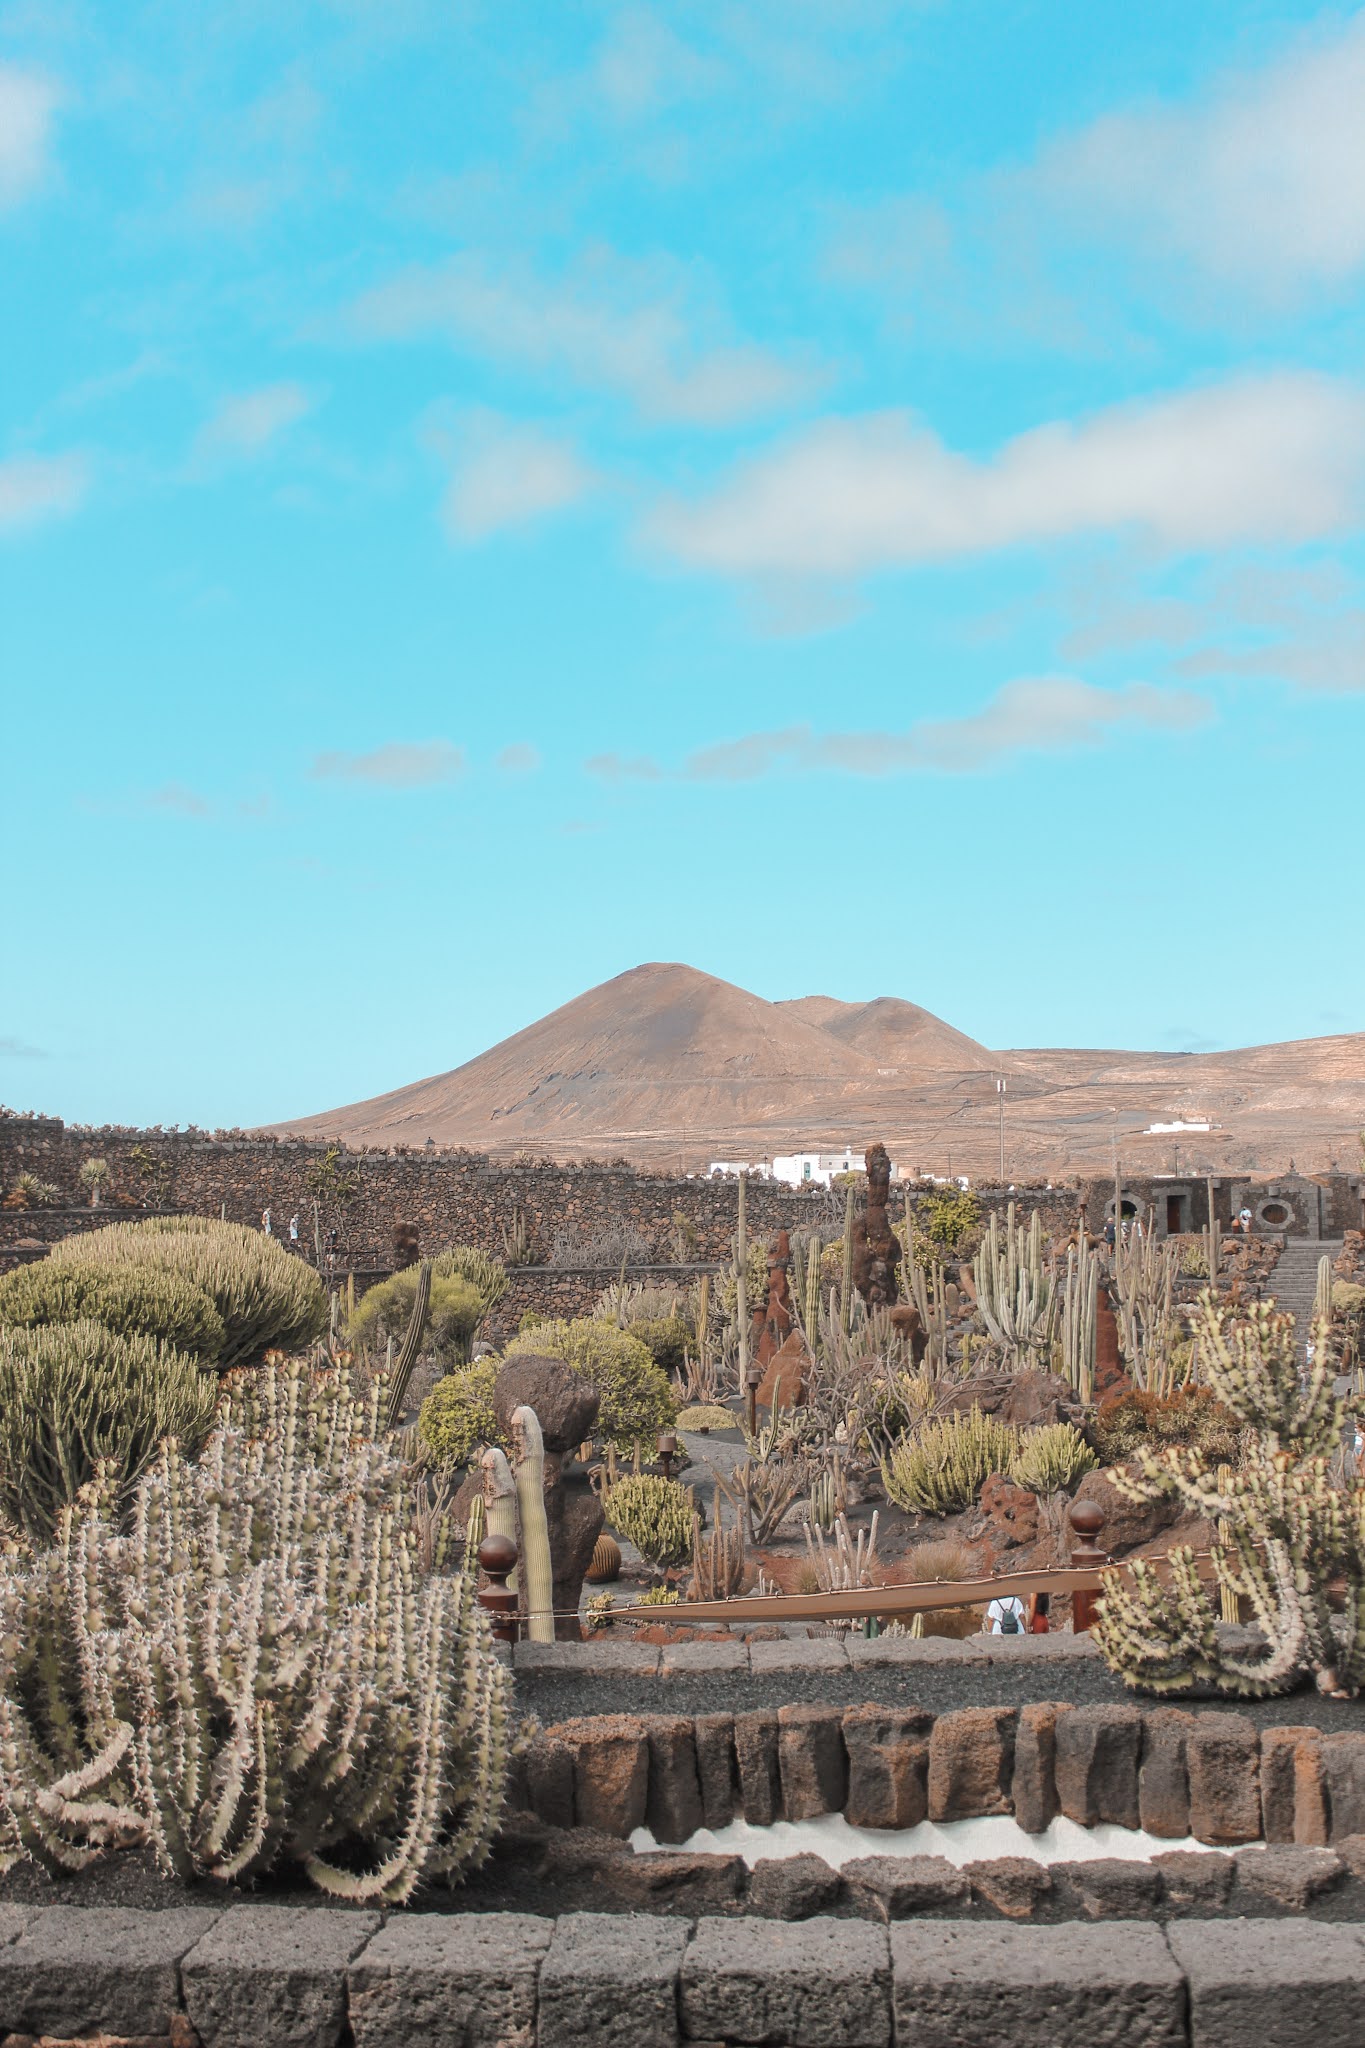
[513,1631,1106,1679]
[512,1695,1365,1848]
[0,1904,1362,2046]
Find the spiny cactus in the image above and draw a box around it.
[0,1259,226,1364]
[1010,1421,1097,1496]
[383,1256,431,1428]
[605,1472,694,1567]
[51,1217,325,1370]
[1114,1229,1182,1393]
[1058,1240,1098,1399]
[0,1362,510,1899]
[511,1405,554,1644]
[1094,1295,1365,1698]
[972,1205,1056,1368]
[689,1506,746,1600]
[0,1321,219,1542]
[881,1405,1018,1515]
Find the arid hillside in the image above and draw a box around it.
[269,963,1365,1176]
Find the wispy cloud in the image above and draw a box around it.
[439,413,594,541]
[0,63,58,210]
[311,741,465,789]
[0,1035,47,1059]
[0,452,88,534]
[651,375,1365,578]
[497,743,542,774]
[588,678,1211,782]
[194,383,313,462]
[141,784,213,818]
[351,249,817,427]
[1030,12,1365,306]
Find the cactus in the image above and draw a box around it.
[906,1255,950,1376]
[1094,1295,1365,1697]
[604,1472,694,1567]
[0,1362,510,1897]
[0,1260,226,1365]
[840,1182,855,1334]
[1204,1175,1221,1292]
[1059,1240,1099,1398]
[808,1463,838,1530]
[1010,1421,1097,1495]
[511,1406,554,1644]
[803,1509,880,1593]
[736,1173,750,1390]
[1315,1254,1334,1329]
[881,1405,1018,1515]
[689,1502,745,1600]
[972,1204,1056,1368]
[1114,1228,1181,1393]
[384,1257,431,1428]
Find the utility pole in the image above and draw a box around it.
[996,1078,1006,1183]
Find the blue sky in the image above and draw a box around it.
[3,1,1365,1128]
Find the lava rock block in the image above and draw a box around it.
[181,1906,379,2048]
[778,1704,846,1821]
[1137,1707,1195,1841]
[927,1706,1016,1822]
[493,1357,598,1452]
[0,1907,221,2041]
[347,1913,552,2048]
[842,1705,932,1831]
[842,1855,971,1920]
[594,1850,746,1915]
[748,1854,843,1920]
[545,1715,649,1838]
[1167,1918,1365,2047]
[891,1920,1186,2048]
[523,1733,576,1830]
[966,1856,1054,1921]
[681,1917,892,2048]
[1053,1857,1163,1920]
[1232,1844,1345,1913]
[1011,1702,1065,1834]
[693,1712,738,1831]
[734,1710,783,1826]
[1320,1730,1365,1841]
[1054,1703,1143,1829]
[537,1914,688,2048]
[1187,1714,1261,1845]
[1151,1849,1234,1913]
[1260,1726,1328,1846]
[641,1714,704,1845]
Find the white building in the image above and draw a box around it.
[772,1148,903,1188]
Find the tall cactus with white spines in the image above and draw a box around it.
[0,1363,511,1900]
[972,1203,1057,1369]
[1095,1295,1365,1699]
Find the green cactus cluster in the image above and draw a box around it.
[1094,1295,1365,1698]
[972,1204,1057,1368]
[0,1259,226,1364]
[880,1404,1018,1515]
[1010,1421,1097,1496]
[604,1472,695,1566]
[0,1361,510,1899]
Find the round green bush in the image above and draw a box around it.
[503,1317,677,1449]
[0,1319,220,1541]
[432,1246,508,1312]
[604,1473,694,1567]
[417,1359,500,1468]
[0,1258,226,1363]
[350,1269,490,1366]
[627,1314,693,1377]
[51,1217,326,1371]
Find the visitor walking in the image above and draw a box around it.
[289,1213,299,1244]
[262,1207,272,1236]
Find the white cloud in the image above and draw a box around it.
[196,384,313,460]
[1033,12,1365,303]
[0,1034,46,1059]
[141,784,213,819]
[0,63,57,210]
[311,742,465,789]
[351,249,816,427]
[441,415,594,541]
[0,452,87,533]
[497,743,542,774]
[651,375,1365,578]
[588,677,1211,781]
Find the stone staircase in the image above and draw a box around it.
[1265,1237,1339,1353]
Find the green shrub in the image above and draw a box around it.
[417,1359,500,1467]
[50,1217,326,1370]
[0,1319,219,1542]
[604,1474,694,1566]
[676,1403,738,1431]
[350,1269,489,1366]
[432,1246,509,1312]
[503,1317,677,1449]
[907,1188,983,1263]
[1093,1386,1241,1469]
[0,1258,226,1363]
[593,1281,694,1375]
[881,1405,1017,1515]
[1010,1422,1097,1495]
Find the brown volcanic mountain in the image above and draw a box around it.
[270,962,1365,1176]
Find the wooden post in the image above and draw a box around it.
[1068,1500,1108,1632]
[477,1533,520,1643]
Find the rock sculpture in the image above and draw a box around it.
[493,1354,604,1642]
[852,1142,902,1310]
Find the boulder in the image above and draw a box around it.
[927,1707,1016,1822]
[1054,1704,1143,1829]
[545,1714,648,1838]
[966,1857,1053,1920]
[642,1715,704,1845]
[748,1855,842,1920]
[1321,1731,1365,1840]
[1261,1726,1328,1846]
[1071,1465,1182,1556]
[493,1355,600,1452]
[693,1713,738,1831]
[976,1473,1040,1561]
[1055,1858,1162,1919]
[1187,1714,1261,1845]
[1138,1708,1195,1841]
[733,1710,783,1825]
[1233,1845,1345,1913]
[1011,1702,1065,1834]
[939,1370,1082,1430]
[843,1854,970,1920]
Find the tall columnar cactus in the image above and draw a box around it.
[840,1183,855,1335]
[972,1204,1056,1369]
[511,1406,554,1644]
[906,1255,949,1377]
[1059,1240,1099,1398]
[0,1363,510,1898]
[1114,1229,1181,1393]
[1315,1254,1334,1330]
[1094,1295,1365,1698]
[735,1173,750,1389]
[384,1256,432,1428]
